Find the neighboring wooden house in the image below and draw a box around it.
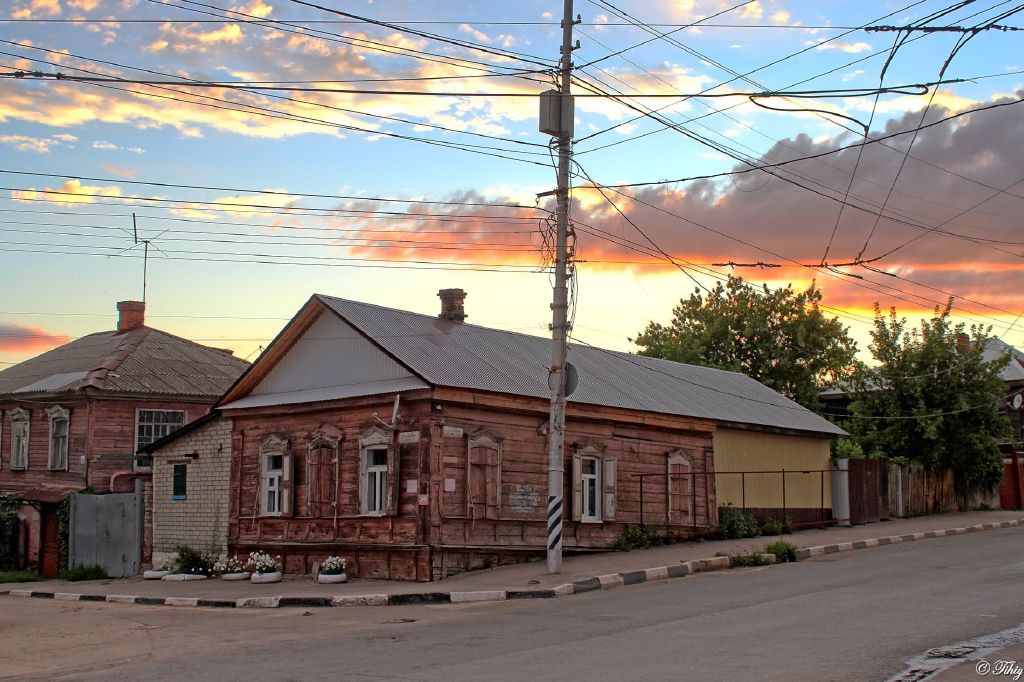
[205,290,843,581]
[0,301,248,576]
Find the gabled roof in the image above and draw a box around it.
[222,294,845,438]
[0,326,250,399]
[983,338,1024,383]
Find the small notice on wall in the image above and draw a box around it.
[418,494,429,506]
[398,431,420,444]
[442,425,463,439]
[444,478,457,492]
[405,479,418,494]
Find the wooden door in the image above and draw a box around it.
[39,506,60,579]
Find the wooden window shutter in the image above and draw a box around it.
[602,458,617,521]
[280,454,294,517]
[385,443,398,516]
[485,447,500,520]
[571,452,583,522]
[358,448,369,515]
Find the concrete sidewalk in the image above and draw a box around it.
[3,510,1022,608]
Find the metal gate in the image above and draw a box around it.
[848,459,889,525]
[69,492,142,577]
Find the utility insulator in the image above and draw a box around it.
[539,89,575,137]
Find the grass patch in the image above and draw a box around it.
[0,570,43,583]
[58,564,107,581]
[764,540,798,563]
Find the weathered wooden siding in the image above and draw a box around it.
[713,428,832,512]
[224,387,719,581]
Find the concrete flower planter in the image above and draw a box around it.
[143,570,171,580]
[221,572,251,581]
[317,572,348,584]
[250,571,282,584]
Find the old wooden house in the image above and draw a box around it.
[0,301,248,576]
[205,290,843,581]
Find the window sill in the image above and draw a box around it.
[579,518,603,524]
[171,496,187,501]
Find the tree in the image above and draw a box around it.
[851,300,1010,501]
[632,275,859,409]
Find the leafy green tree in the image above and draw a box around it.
[632,275,859,409]
[852,301,1010,502]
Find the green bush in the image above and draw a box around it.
[764,540,798,563]
[781,515,794,534]
[173,545,216,577]
[728,553,772,568]
[717,505,759,539]
[0,570,43,583]
[615,525,665,551]
[760,517,783,535]
[59,564,107,581]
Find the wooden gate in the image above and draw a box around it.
[849,459,889,525]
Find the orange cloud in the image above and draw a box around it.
[0,323,70,353]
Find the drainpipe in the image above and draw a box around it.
[109,470,136,493]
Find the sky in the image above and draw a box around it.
[1,0,1023,371]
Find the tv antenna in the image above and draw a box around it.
[110,213,167,302]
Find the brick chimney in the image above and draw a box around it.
[956,332,970,354]
[438,288,467,322]
[117,301,146,333]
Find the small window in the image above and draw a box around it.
[364,447,388,515]
[581,456,600,522]
[47,405,70,471]
[172,464,187,500]
[263,454,283,515]
[9,409,29,471]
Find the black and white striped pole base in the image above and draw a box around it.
[547,494,563,573]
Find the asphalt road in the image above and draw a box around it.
[4,526,1024,681]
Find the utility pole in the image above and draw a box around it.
[544,0,577,575]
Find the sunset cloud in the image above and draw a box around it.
[339,92,1024,321]
[12,179,123,204]
[0,323,70,352]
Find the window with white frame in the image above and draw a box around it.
[259,434,291,517]
[135,409,186,469]
[358,426,393,516]
[136,410,186,452]
[263,454,284,515]
[580,456,601,521]
[10,408,29,471]
[572,441,617,523]
[47,405,69,471]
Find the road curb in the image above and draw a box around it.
[6,518,1021,610]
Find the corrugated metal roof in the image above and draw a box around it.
[315,295,846,437]
[221,377,430,410]
[0,327,249,399]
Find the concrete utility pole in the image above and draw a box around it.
[544,0,577,575]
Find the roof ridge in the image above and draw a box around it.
[75,327,154,390]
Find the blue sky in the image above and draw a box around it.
[1,0,1022,367]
